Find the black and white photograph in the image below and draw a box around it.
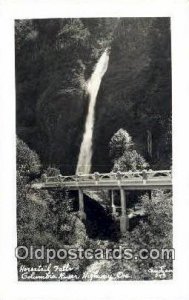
[15,17,173,281]
[2,0,189,299]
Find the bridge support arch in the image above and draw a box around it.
[78,188,86,221]
[120,187,129,234]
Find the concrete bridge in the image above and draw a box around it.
[31,170,172,235]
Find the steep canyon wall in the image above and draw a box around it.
[16,18,171,174]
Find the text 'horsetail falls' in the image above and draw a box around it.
[76,49,109,174]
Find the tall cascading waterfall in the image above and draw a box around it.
[76,49,109,174]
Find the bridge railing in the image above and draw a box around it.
[40,170,172,184]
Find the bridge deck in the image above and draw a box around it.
[31,170,172,235]
[31,170,172,191]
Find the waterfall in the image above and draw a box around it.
[76,49,109,174]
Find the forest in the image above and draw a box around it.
[16,18,172,280]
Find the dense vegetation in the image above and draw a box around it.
[109,129,149,171]
[16,18,117,174]
[16,18,172,280]
[17,136,172,280]
[93,18,171,172]
[16,18,171,174]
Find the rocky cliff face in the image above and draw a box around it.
[93,18,171,172]
[16,18,117,174]
[16,18,171,174]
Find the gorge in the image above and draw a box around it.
[16,18,173,281]
[16,18,171,175]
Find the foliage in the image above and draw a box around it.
[16,18,171,174]
[109,128,133,160]
[17,137,172,281]
[93,17,171,172]
[17,137,56,247]
[17,137,41,216]
[138,190,172,247]
[16,18,117,174]
[124,190,173,280]
[113,150,148,172]
[15,18,172,280]
[17,138,87,250]
[109,129,148,171]
[17,137,41,180]
[43,166,61,177]
[84,191,173,281]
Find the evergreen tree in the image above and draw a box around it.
[109,129,148,172]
